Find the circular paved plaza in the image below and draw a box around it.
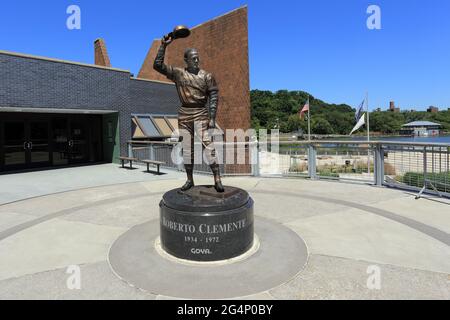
[0,164,449,299]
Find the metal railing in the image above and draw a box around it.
[264,141,375,183]
[262,140,450,198]
[127,139,450,198]
[127,140,257,176]
[381,142,450,196]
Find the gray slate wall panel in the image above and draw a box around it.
[0,53,180,159]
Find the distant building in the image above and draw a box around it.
[375,108,381,112]
[427,106,439,113]
[388,101,400,113]
[400,121,442,136]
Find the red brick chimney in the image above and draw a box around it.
[94,38,111,67]
[389,101,395,110]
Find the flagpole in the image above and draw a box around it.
[366,91,370,174]
[308,96,311,141]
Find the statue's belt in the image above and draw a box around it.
[180,103,206,108]
[178,106,209,121]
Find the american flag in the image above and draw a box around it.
[299,98,310,120]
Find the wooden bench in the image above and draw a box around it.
[140,159,166,174]
[119,156,138,169]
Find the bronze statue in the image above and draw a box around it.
[153,26,224,193]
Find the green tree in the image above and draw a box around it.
[250,89,450,135]
[286,114,303,133]
[312,117,334,134]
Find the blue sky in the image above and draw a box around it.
[1,0,449,110]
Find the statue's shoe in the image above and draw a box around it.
[214,180,225,193]
[181,180,195,191]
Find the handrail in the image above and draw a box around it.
[128,140,258,146]
[128,140,178,145]
[127,138,450,198]
[129,139,450,148]
[262,140,450,147]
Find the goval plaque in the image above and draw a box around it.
[159,186,254,261]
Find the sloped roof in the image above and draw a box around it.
[402,121,442,127]
[132,114,178,138]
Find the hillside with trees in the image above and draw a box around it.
[250,90,450,135]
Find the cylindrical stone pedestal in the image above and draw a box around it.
[159,185,254,262]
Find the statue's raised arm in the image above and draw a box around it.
[153,35,172,76]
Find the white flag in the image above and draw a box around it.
[349,113,365,135]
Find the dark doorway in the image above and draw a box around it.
[0,112,104,172]
[69,117,89,164]
[3,120,27,169]
[0,115,51,171]
[51,117,69,166]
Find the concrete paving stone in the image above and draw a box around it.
[0,212,36,233]
[62,194,163,228]
[156,295,190,300]
[0,169,449,300]
[140,179,187,193]
[250,191,349,223]
[137,175,258,194]
[0,183,151,220]
[375,197,450,234]
[254,178,408,205]
[221,177,261,190]
[286,209,450,274]
[155,292,275,300]
[0,164,185,205]
[0,192,91,217]
[0,218,126,281]
[269,254,450,300]
[0,261,156,300]
[229,292,275,300]
[70,183,145,203]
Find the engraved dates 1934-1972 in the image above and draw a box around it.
[184,236,219,243]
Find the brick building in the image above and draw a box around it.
[388,101,400,113]
[0,50,179,172]
[427,106,439,113]
[0,6,250,173]
[139,6,250,134]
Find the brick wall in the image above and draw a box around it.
[94,38,111,67]
[130,78,179,115]
[138,6,251,174]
